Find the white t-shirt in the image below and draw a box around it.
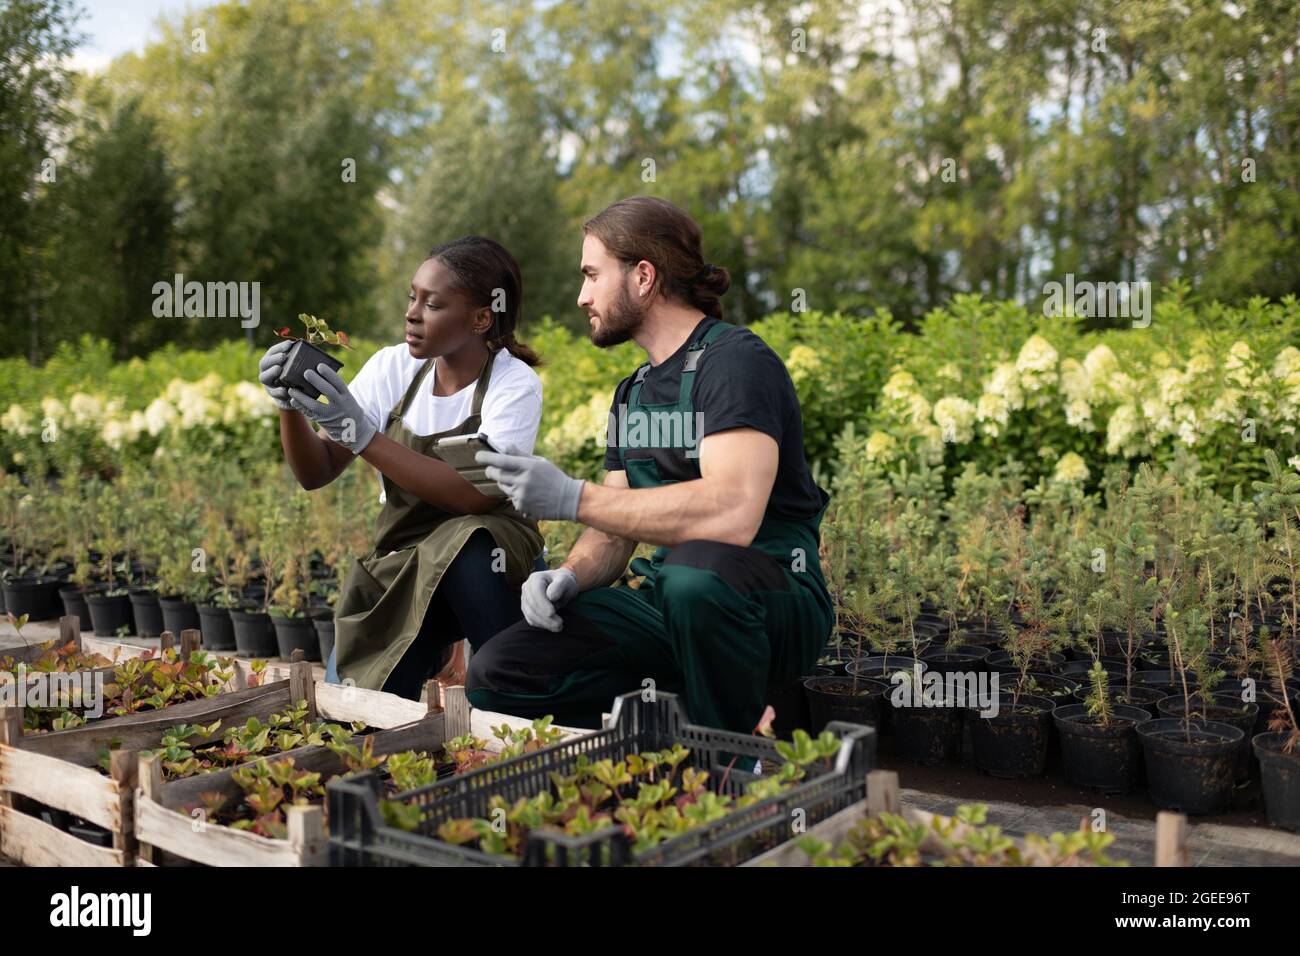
[348,345,543,499]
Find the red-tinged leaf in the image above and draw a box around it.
[275,326,291,338]
[753,705,776,737]
[336,331,351,348]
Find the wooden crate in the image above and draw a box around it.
[0,643,316,868]
[133,684,592,867]
[742,769,1190,867]
[135,705,444,867]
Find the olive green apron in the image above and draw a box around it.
[333,349,543,690]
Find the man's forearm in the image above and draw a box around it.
[575,477,759,548]
[562,526,638,590]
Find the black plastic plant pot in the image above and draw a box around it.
[2,576,63,621]
[84,591,133,637]
[229,608,278,658]
[966,693,1055,779]
[803,676,890,734]
[889,702,963,765]
[128,588,165,637]
[949,628,1003,649]
[1071,684,1165,719]
[310,610,336,668]
[918,647,985,677]
[159,596,202,636]
[1155,693,1259,782]
[1253,732,1300,832]
[276,339,344,401]
[270,613,320,662]
[58,585,95,631]
[1137,718,1243,815]
[986,650,1066,674]
[846,654,924,680]
[196,604,238,651]
[1053,703,1150,794]
[1056,658,1130,681]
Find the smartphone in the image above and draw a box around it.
[431,433,504,496]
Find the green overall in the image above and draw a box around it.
[466,321,834,737]
[333,350,543,691]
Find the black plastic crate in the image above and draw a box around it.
[327,690,876,866]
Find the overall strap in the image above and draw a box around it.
[467,349,498,419]
[392,359,435,422]
[677,319,729,405]
[627,318,729,408]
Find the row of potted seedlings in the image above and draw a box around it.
[0,455,377,664]
[801,451,1300,831]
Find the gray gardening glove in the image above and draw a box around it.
[520,567,579,632]
[475,449,586,520]
[287,365,377,454]
[257,340,295,410]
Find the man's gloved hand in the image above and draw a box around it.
[257,340,295,410]
[476,449,586,520]
[520,567,579,632]
[287,365,377,454]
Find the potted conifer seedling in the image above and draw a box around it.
[274,313,354,400]
[1254,637,1300,831]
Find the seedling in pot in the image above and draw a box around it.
[274,313,354,401]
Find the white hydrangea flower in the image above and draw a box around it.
[1224,341,1254,387]
[936,363,962,382]
[976,393,1010,437]
[882,370,918,401]
[144,398,176,436]
[1186,353,1215,377]
[932,396,976,444]
[0,404,33,437]
[1016,334,1058,375]
[1105,404,1141,456]
[1082,345,1119,397]
[1052,452,1090,483]
[101,419,129,450]
[1271,346,1300,380]
[903,393,932,426]
[1141,397,1173,434]
[1209,388,1244,425]
[1156,367,1189,406]
[39,397,66,427]
[865,431,897,463]
[1288,455,1300,472]
[985,362,1024,411]
[1064,398,1094,430]
[68,392,103,425]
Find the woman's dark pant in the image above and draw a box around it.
[325,530,546,701]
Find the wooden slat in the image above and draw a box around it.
[0,745,125,831]
[0,805,126,867]
[1156,811,1189,867]
[134,794,311,867]
[18,681,293,764]
[314,682,426,729]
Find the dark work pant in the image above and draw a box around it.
[464,538,833,735]
[325,530,546,701]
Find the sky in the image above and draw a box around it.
[67,0,195,73]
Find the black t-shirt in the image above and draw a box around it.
[603,317,826,522]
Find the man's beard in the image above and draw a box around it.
[589,282,646,348]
